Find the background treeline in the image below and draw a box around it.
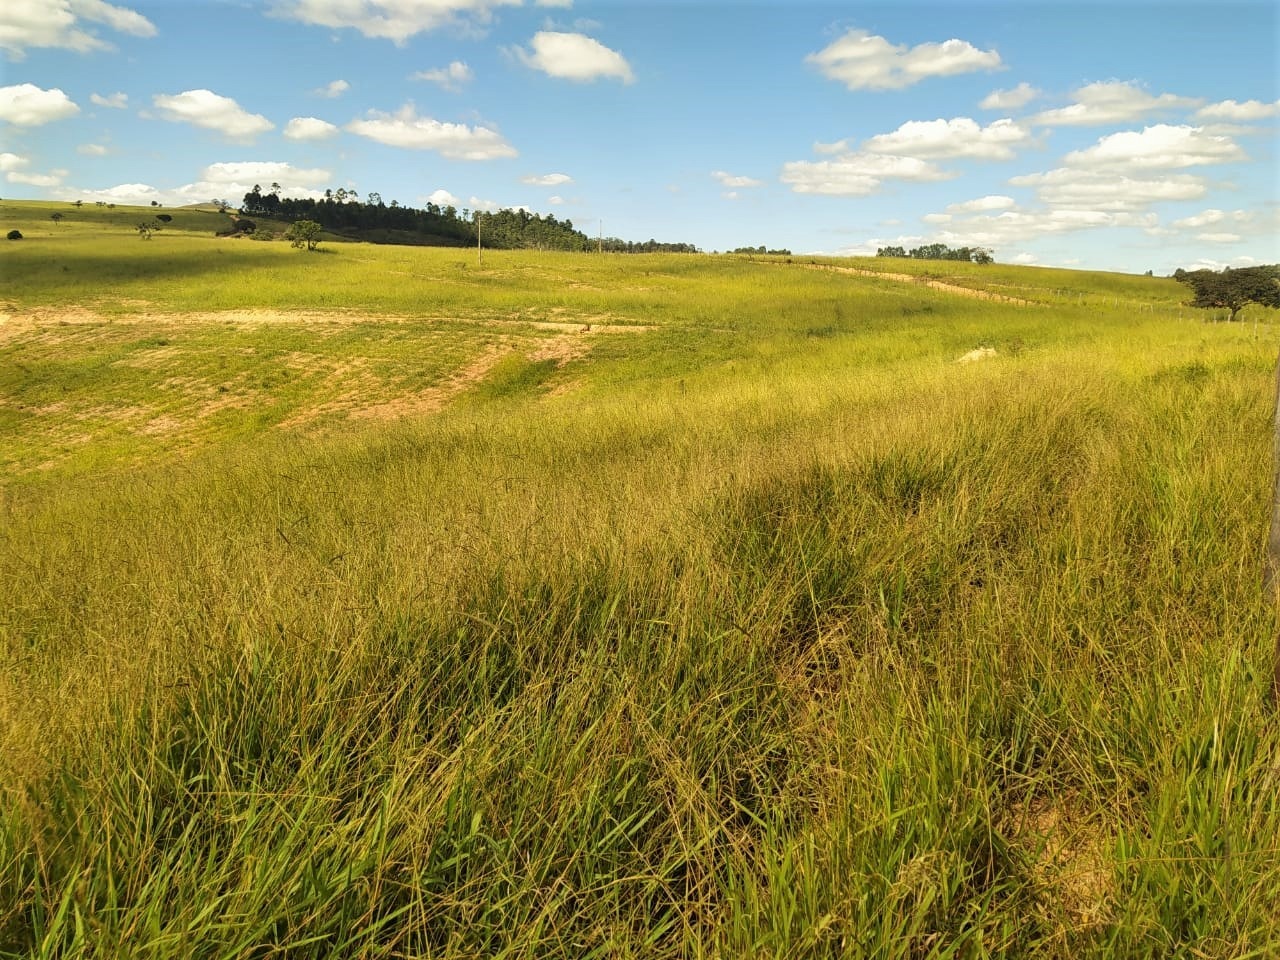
[240,185,698,253]
[876,242,994,264]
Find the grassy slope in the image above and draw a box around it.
[2,201,1279,957]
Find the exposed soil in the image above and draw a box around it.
[766,262,1040,306]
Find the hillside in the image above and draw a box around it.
[2,201,1279,957]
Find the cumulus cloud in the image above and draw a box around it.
[521,172,573,186]
[1063,124,1246,171]
[547,194,565,204]
[515,31,634,83]
[980,82,1039,110]
[424,188,461,207]
[0,83,80,125]
[781,152,952,196]
[346,104,517,160]
[1171,208,1253,229]
[7,168,69,187]
[413,61,473,91]
[1009,168,1208,210]
[946,195,1016,213]
[90,91,127,108]
[0,0,155,58]
[863,117,1030,160]
[62,174,327,207]
[314,79,349,98]
[1032,80,1200,126]
[201,161,330,186]
[284,116,339,140]
[931,207,1158,248]
[807,29,1001,91]
[813,139,850,155]
[1197,232,1243,244]
[152,89,274,140]
[1195,99,1280,121]
[712,170,762,188]
[0,152,29,172]
[77,143,109,155]
[278,0,519,42]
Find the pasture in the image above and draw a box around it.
[2,199,1278,957]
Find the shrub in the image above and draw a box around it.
[6,229,21,240]
[156,214,173,223]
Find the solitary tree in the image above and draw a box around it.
[137,220,160,239]
[50,212,63,226]
[1175,265,1280,322]
[286,219,323,251]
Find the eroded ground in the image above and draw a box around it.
[0,305,649,477]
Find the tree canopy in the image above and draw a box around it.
[1174,265,1280,321]
[877,243,994,264]
[242,185,698,254]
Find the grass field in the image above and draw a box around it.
[2,199,1279,957]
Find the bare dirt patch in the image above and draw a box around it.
[766,262,1040,306]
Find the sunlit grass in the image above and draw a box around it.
[2,207,1279,957]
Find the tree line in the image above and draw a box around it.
[240,185,698,253]
[876,243,994,264]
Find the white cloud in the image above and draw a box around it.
[0,152,30,172]
[535,0,572,6]
[1197,232,1243,244]
[1063,124,1246,171]
[1032,80,1200,126]
[77,143,108,155]
[1195,99,1280,121]
[931,206,1158,248]
[62,175,327,207]
[201,161,330,186]
[278,0,519,42]
[347,105,517,159]
[0,0,155,58]
[7,168,68,187]
[547,194,565,204]
[1010,168,1208,210]
[470,195,529,213]
[284,116,339,140]
[413,61,473,91]
[0,83,80,125]
[1171,208,1253,229]
[1010,252,1038,264]
[425,188,460,207]
[712,170,762,188]
[521,172,573,186]
[515,31,634,83]
[314,79,349,98]
[807,29,1001,91]
[152,89,273,140]
[813,139,849,155]
[980,83,1039,110]
[722,191,740,201]
[922,213,951,224]
[947,195,1016,213]
[90,91,127,108]
[781,152,952,196]
[864,116,1030,160]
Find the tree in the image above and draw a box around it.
[50,212,63,226]
[972,247,994,265]
[286,219,323,251]
[1175,265,1280,322]
[7,230,22,240]
[137,220,160,239]
[71,200,83,208]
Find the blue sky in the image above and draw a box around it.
[2,0,1277,272]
